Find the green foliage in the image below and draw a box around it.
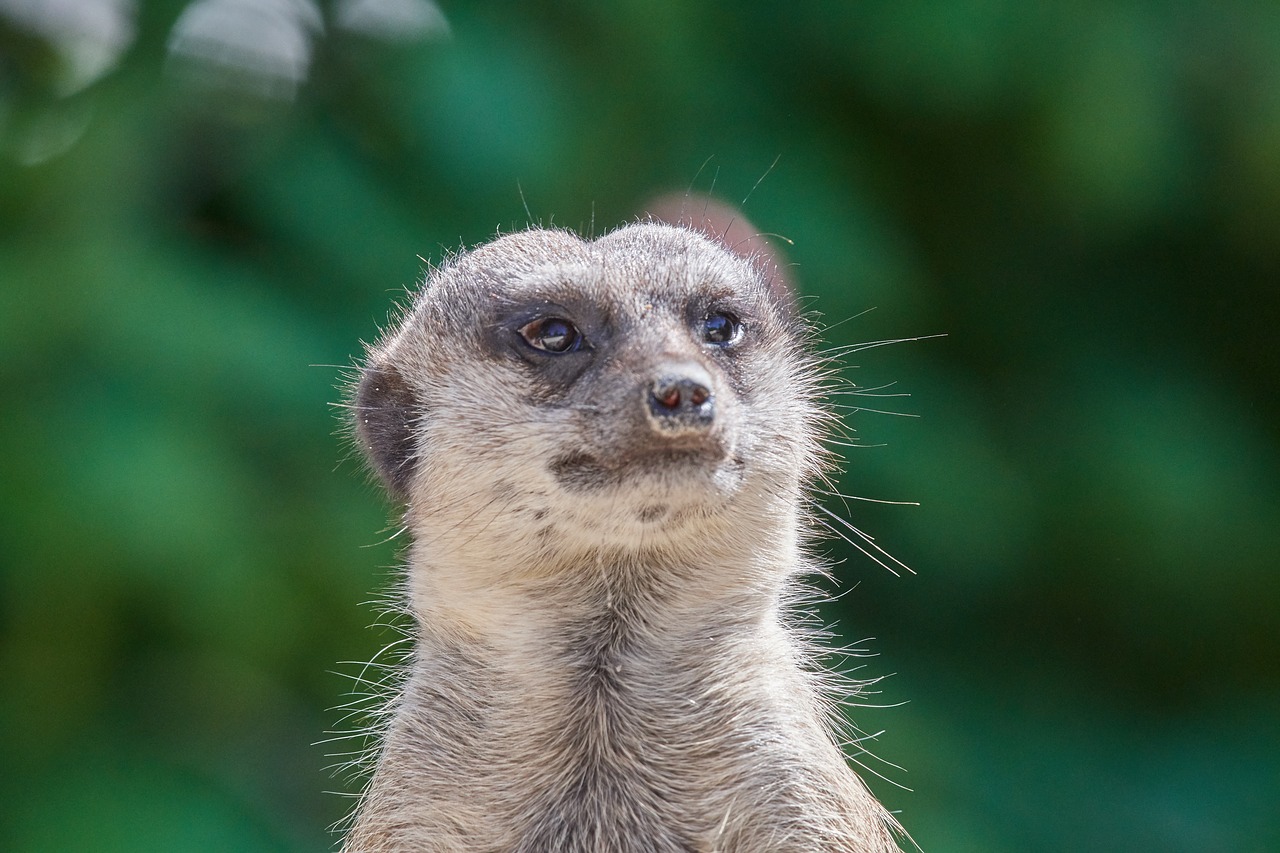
[2,1,1277,850]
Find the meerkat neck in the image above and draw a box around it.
[405,527,799,664]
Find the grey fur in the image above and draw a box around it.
[344,223,904,852]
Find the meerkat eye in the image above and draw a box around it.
[519,317,585,353]
[702,311,741,346]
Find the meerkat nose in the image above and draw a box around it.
[647,363,716,432]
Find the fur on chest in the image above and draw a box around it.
[388,612,849,852]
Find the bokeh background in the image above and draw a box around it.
[2,1,1278,851]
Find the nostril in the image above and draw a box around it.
[654,384,682,410]
[651,378,711,413]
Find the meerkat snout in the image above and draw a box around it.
[646,362,715,434]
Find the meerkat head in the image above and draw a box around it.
[353,223,823,565]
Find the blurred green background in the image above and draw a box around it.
[2,1,1278,851]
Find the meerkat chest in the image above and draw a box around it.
[408,621,821,851]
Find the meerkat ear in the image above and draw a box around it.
[354,358,419,501]
[642,192,794,304]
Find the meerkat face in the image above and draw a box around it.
[354,224,818,557]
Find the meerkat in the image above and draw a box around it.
[343,210,906,852]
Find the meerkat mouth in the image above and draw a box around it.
[548,446,735,493]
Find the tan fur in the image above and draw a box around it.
[342,223,904,852]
